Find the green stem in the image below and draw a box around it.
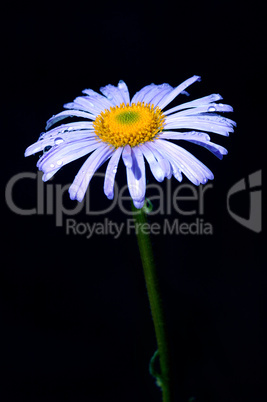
[132,202,173,402]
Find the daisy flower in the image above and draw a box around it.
[25,76,236,208]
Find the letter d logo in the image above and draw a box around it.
[227,170,262,233]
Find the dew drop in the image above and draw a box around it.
[57,160,63,166]
[39,132,45,140]
[43,145,52,153]
[54,137,64,145]
[50,163,55,168]
[112,165,118,174]
[118,81,124,88]
[208,106,216,112]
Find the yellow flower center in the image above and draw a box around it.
[93,102,166,148]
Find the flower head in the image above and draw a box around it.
[25,76,236,208]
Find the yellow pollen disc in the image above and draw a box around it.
[93,102,166,148]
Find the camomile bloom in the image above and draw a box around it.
[25,76,235,208]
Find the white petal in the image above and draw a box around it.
[164,94,223,115]
[25,130,96,157]
[100,81,130,106]
[164,115,235,136]
[117,80,130,104]
[166,103,233,118]
[159,131,228,159]
[157,76,201,110]
[104,147,123,199]
[69,145,113,202]
[46,110,95,130]
[141,84,173,105]
[37,139,100,174]
[148,84,174,106]
[82,88,114,109]
[64,96,103,115]
[126,147,146,204]
[139,144,165,182]
[122,144,133,168]
[42,167,61,182]
[145,142,172,179]
[133,199,145,209]
[130,84,156,104]
[156,139,214,185]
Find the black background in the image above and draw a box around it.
[2,2,266,402]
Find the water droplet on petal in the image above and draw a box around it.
[57,160,63,166]
[43,145,52,153]
[112,165,117,174]
[39,132,45,140]
[54,137,64,145]
[50,163,55,168]
[208,106,216,112]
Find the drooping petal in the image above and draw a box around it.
[159,131,228,159]
[104,147,123,199]
[147,141,183,181]
[145,142,172,179]
[139,143,165,182]
[157,75,201,110]
[156,139,214,185]
[69,145,113,202]
[42,167,62,182]
[46,110,95,130]
[122,144,133,168]
[126,146,146,208]
[148,142,183,181]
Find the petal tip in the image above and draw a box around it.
[133,198,145,209]
[24,148,31,157]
